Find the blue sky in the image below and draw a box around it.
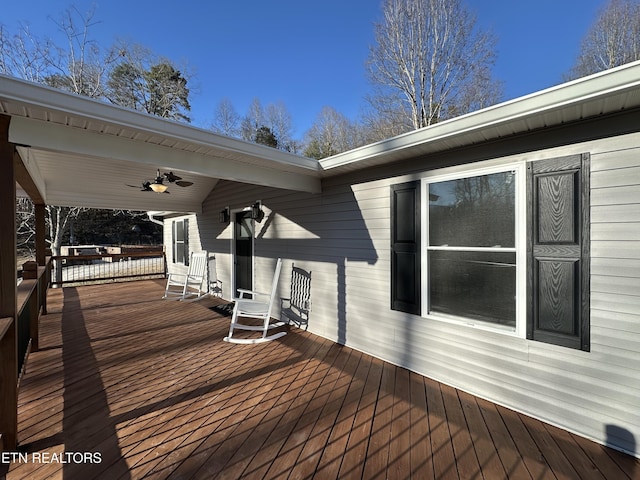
[2,1,607,137]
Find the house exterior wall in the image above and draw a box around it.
[172,130,640,457]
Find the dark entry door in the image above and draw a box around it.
[234,211,253,295]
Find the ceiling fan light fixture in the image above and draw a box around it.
[128,169,193,193]
[150,182,168,193]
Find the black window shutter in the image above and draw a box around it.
[171,221,177,264]
[527,154,590,351]
[391,181,421,314]
[183,218,189,266]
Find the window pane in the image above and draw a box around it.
[176,243,185,264]
[175,221,185,241]
[236,216,252,239]
[429,172,515,247]
[429,250,516,328]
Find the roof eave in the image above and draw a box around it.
[320,60,640,173]
[0,74,320,173]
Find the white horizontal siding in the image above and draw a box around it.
[181,133,640,458]
[592,185,640,205]
[592,291,640,316]
[580,143,640,454]
[592,275,640,296]
[592,257,640,278]
[593,204,640,223]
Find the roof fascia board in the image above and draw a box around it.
[320,60,640,171]
[0,74,319,172]
[9,116,321,193]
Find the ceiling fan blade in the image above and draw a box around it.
[164,171,182,182]
[129,171,183,193]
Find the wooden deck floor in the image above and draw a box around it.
[2,280,638,479]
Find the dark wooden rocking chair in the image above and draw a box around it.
[280,263,311,329]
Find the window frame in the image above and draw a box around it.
[172,218,189,265]
[420,162,527,337]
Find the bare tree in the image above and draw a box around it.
[565,0,640,80]
[16,197,36,259]
[360,104,410,143]
[211,97,241,137]
[3,6,169,266]
[0,24,53,83]
[44,5,119,98]
[2,8,101,264]
[240,98,265,143]
[366,0,502,136]
[46,206,85,257]
[265,101,295,151]
[16,197,85,258]
[303,106,364,159]
[239,98,298,151]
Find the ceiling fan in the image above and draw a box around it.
[127,169,194,193]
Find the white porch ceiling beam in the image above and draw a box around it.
[9,116,321,194]
[14,146,46,202]
[39,188,206,213]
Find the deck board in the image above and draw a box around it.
[408,371,434,480]
[440,384,482,479]
[1,279,638,479]
[456,390,506,480]
[425,377,459,480]
[496,403,555,480]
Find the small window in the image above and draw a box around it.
[422,166,523,332]
[172,219,189,265]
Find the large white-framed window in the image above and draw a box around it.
[420,163,526,336]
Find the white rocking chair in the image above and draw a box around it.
[163,251,208,301]
[224,258,287,344]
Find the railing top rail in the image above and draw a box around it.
[52,251,164,261]
[49,251,166,287]
[17,257,51,315]
[0,317,12,340]
[17,280,38,316]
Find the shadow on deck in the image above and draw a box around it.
[2,280,638,479]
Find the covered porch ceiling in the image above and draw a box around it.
[0,75,321,213]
